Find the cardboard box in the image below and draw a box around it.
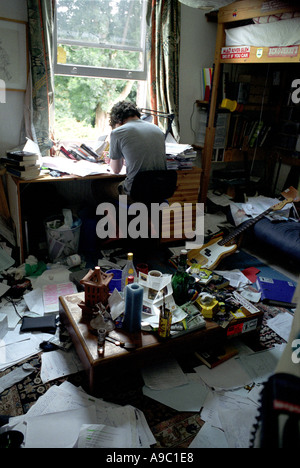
[225,307,263,338]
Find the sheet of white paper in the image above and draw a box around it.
[194,358,252,390]
[42,281,77,313]
[32,266,71,288]
[0,326,41,370]
[42,156,126,177]
[8,382,118,429]
[23,288,44,315]
[0,298,27,329]
[207,190,233,207]
[143,373,209,412]
[237,344,285,384]
[63,388,155,447]
[189,423,229,448]
[100,405,139,446]
[218,406,257,448]
[141,357,188,390]
[194,357,252,390]
[25,405,97,448]
[41,348,84,383]
[267,312,294,342]
[200,389,257,429]
[0,246,15,272]
[0,282,10,297]
[135,408,156,447]
[77,424,132,448]
[108,289,125,320]
[214,269,251,288]
[24,137,41,156]
[0,363,35,393]
[239,289,261,303]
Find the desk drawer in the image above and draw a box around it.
[160,168,202,242]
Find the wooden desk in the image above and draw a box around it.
[6,169,125,263]
[7,166,202,263]
[59,292,223,394]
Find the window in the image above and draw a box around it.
[54,0,148,140]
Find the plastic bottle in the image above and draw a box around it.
[121,253,137,291]
[171,249,191,306]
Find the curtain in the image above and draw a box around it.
[26,0,55,155]
[146,0,181,141]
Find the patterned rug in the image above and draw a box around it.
[0,351,204,448]
[0,299,288,448]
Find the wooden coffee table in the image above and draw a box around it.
[59,292,224,394]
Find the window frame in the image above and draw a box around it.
[53,0,148,81]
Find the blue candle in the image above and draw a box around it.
[123,283,143,333]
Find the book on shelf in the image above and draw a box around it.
[195,344,238,369]
[256,277,296,308]
[249,121,264,148]
[200,67,213,101]
[258,125,272,147]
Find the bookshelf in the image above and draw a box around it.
[199,0,300,203]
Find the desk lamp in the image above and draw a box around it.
[141,108,175,139]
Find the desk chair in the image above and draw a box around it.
[94,170,178,247]
[130,169,177,204]
[128,169,178,240]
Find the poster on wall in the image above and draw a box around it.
[0,18,27,91]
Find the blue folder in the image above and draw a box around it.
[256,277,296,308]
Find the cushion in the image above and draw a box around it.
[252,218,300,262]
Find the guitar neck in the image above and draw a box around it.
[219,206,273,246]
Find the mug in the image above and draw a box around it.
[136,263,149,276]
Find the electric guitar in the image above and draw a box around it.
[187,198,293,270]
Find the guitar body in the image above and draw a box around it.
[187,237,237,270]
[186,197,293,271]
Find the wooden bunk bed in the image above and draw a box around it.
[200,0,300,204]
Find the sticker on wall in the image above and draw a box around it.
[256,48,263,59]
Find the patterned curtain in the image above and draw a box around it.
[146,0,181,141]
[26,0,55,155]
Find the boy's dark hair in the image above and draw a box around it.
[109,101,141,128]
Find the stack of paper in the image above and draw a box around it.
[2,381,155,448]
[141,342,287,448]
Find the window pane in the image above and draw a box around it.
[57,0,145,50]
[54,75,146,140]
[57,45,144,71]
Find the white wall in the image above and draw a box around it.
[179,5,217,144]
[0,0,28,156]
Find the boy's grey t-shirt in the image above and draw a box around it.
[109,119,166,194]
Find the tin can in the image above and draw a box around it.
[158,306,172,339]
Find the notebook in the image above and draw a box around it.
[256,277,296,308]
